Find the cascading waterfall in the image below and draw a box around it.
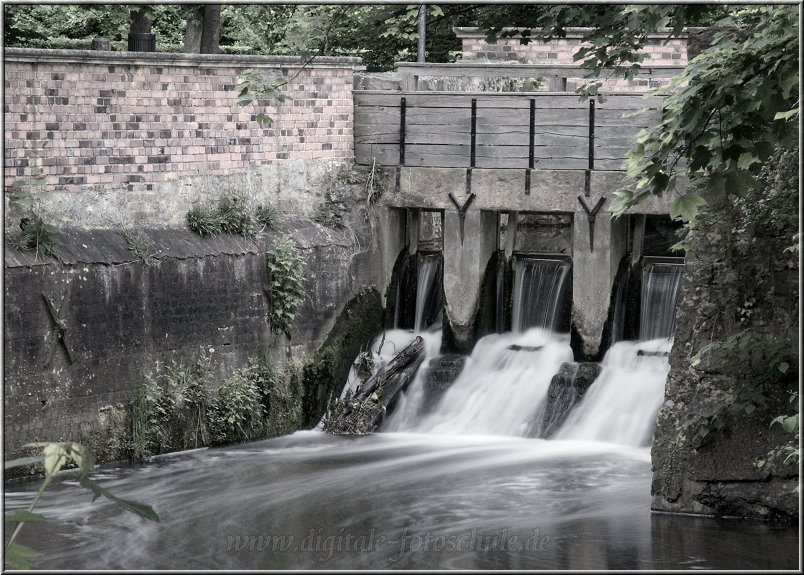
[511,257,570,333]
[639,260,683,341]
[387,328,573,435]
[553,338,671,446]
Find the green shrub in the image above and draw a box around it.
[217,191,256,236]
[209,357,278,443]
[187,203,223,237]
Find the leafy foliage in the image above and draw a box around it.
[235,68,289,127]
[4,442,158,569]
[267,235,306,338]
[606,6,798,218]
[210,359,277,443]
[129,352,216,459]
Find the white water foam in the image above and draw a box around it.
[554,338,671,446]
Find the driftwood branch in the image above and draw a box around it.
[324,336,425,434]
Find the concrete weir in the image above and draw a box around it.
[377,166,670,356]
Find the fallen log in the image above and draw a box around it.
[324,335,425,435]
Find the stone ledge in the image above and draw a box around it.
[3,216,357,268]
[4,47,364,69]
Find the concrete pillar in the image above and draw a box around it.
[377,206,407,308]
[504,211,518,260]
[572,211,627,359]
[631,213,646,265]
[407,208,421,255]
[442,209,498,352]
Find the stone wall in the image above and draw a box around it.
[454,27,687,92]
[3,213,380,458]
[650,148,799,521]
[3,49,360,228]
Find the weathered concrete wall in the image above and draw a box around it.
[3,49,360,228]
[3,213,380,458]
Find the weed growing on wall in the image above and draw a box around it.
[120,228,159,266]
[267,234,306,338]
[255,203,277,229]
[209,358,277,442]
[186,203,224,237]
[313,191,347,229]
[186,191,263,238]
[365,158,385,206]
[7,180,65,260]
[217,192,257,236]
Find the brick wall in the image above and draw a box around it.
[3,49,360,221]
[455,27,687,92]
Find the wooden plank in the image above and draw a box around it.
[354,108,401,125]
[406,127,470,146]
[354,124,401,141]
[405,108,472,125]
[473,156,590,170]
[474,156,530,169]
[405,145,470,168]
[476,132,590,148]
[355,143,399,166]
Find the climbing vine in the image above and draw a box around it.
[267,234,306,338]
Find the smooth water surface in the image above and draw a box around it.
[4,432,798,570]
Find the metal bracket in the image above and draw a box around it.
[448,191,476,243]
[41,292,74,367]
[577,196,606,252]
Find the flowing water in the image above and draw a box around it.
[4,254,798,569]
[511,257,570,333]
[5,432,797,570]
[639,260,683,341]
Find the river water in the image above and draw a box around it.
[4,430,798,570]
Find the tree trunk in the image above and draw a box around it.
[324,336,425,434]
[183,5,203,53]
[200,4,221,54]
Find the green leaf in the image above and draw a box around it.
[774,107,799,121]
[79,477,160,522]
[737,152,760,170]
[778,361,790,374]
[782,415,798,434]
[744,404,756,415]
[42,443,68,478]
[669,193,707,223]
[4,541,41,569]
[4,510,47,523]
